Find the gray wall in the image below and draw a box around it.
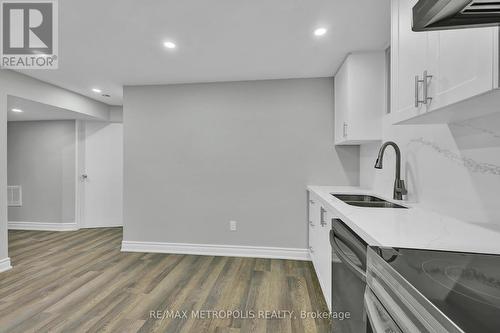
[8,121,76,223]
[123,78,359,249]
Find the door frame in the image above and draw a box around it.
[75,120,85,229]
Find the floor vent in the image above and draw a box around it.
[7,185,22,207]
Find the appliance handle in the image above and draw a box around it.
[330,230,366,282]
[332,219,367,268]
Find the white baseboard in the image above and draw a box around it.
[81,223,123,229]
[121,241,310,261]
[8,221,79,231]
[0,258,12,273]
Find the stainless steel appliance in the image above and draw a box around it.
[364,287,402,333]
[330,218,368,333]
[366,246,500,332]
[413,0,500,31]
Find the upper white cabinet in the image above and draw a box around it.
[430,28,495,112]
[391,0,500,124]
[391,0,429,117]
[334,51,386,145]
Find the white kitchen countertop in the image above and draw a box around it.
[308,185,500,255]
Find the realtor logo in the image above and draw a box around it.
[1,0,58,69]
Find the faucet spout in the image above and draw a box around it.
[374,141,407,200]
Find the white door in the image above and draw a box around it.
[80,122,123,228]
[428,27,496,111]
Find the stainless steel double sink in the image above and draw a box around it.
[332,194,408,209]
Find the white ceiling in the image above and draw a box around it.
[7,96,99,121]
[18,0,390,105]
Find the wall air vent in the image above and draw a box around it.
[7,185,22,207]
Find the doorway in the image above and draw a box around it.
[78,121,123,228]
[6,95,123,231]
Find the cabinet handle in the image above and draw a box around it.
[320,207,327,227]
[414,75,420,107]
[343,122,348,138]
[309,246,314,253]
[422,70,433,105]
[309,199,315,204]
[414,75,425,107]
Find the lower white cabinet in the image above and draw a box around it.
[308,191,332,310]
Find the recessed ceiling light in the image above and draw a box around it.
[92,88,102,93]
[163,41,176,49]
[314,28,327,37]
[11,108,23,113]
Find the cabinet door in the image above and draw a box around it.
[428,27,497,112]
[316,207,332,311]
[334,58,349,144]
[307,195,332,310]
[347,52,385,141]
[392,0,429,115]
[308,193,320,256]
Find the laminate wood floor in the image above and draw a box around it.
[0,228,330,333]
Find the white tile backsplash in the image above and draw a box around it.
[360,112,500,225]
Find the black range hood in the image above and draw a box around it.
[413,0,500,31]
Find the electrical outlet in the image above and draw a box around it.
[230,220,237,231]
